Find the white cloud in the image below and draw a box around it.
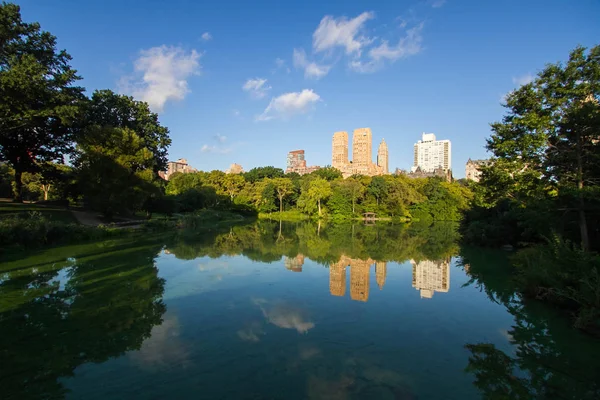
[313,11,375,55]
[201,144,232,154]
[512,74,534,86]
[293,48,331,79]
[233,109,241,117]
[201,134,233,154]
[369,23,423,61]
[257,89,321,121]
[242,77,271,99]
[431,0,446,8]
[274,57,291,74]
[350,23,423,73]
[201,32,212,41]
[118,45,201,112]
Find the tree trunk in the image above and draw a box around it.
[576,132,590,251]
[352,196,355,214]
[317,198,321,216]
[42,184,51,201]
[13,168,23,203]
[279,194,283,213]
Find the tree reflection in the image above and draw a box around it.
[0,236,166,400]
[460,247,600,400]
[164,221,460,266]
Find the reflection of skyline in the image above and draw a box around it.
[329,256,387,302]
[284,254,305,272]
[325,255,450,302]
[411,258,450,299]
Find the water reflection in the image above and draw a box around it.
[0,235,166,399]
[459,247,600,400]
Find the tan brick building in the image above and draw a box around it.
[332,128,389,178]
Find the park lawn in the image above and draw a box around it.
[0,201,79,224]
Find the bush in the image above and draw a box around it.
[0,212,120,249]
[512,236,600,332]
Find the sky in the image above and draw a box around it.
[15,0,600,177]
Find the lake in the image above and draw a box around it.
[1,221,599,399]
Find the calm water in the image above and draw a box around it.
[1,221,599,400]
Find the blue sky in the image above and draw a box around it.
[16,0,600,177]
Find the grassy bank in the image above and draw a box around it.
[258,210,309,222]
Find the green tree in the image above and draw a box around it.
[311,166,342,181]
[243,166,284,183]
[271,177,294,212]
[0,3,84,201]
[307,178,332,217]
[342,177,365,214]
[368,176,388,206]
[83,90,171,173]
[223,173,245,202]
[485,45,600,250]
[74,126,159,218]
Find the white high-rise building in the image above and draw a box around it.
[412,133,451,173]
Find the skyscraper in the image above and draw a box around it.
[377,139,389,174]
[412,133,451,173]
[331,128,388,177]
[352,128,372,175]
[332,131,349,170]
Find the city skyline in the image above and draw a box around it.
[19,1,600,178]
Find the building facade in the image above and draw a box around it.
[377,139,389,174]
[332,128,389,178]
[465,159,490,182]
[285,149,320,175]
[162,158,196,180]
[396,166,452,182]
[226,163,244,174]
[412,133,451,173]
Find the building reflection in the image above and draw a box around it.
[410,258,450,298]
[328,256,387,302]
[283,254,450,302]
[284,254,305,272]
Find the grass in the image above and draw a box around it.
[258,210,309,221]
[0,200,78,224]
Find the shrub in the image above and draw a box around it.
[0,212,120,249]
[512,236,600,332]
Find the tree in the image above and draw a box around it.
[307,178,332,217]
[368,176,388,206]
[0,3,85,201]
[342,177,365,214]
[486,45,600,250]
[243,166,284,183]
[311,166,342,181]
[83,90,171,172]
[74,126,159,218]
[271,177,294,212]
[223,174,245,202]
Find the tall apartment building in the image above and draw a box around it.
[162,158,196,180]
[465,159,490,182]
[286,149,320,175]
[410,258,450,299]
[332,128,389,178]
[332,131,349,171]
[377,139,389,174]
[412,133,451,173]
